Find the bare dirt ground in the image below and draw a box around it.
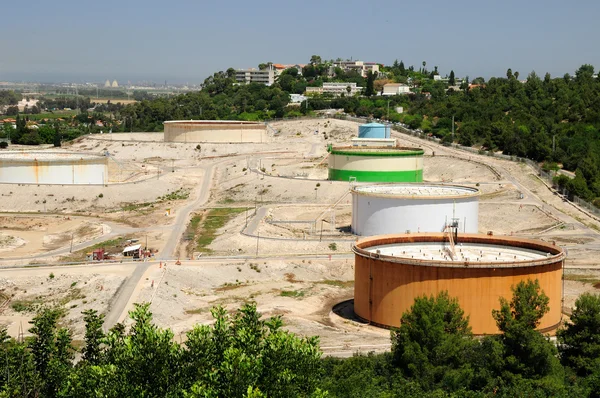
[0,216,108,257]
[0,264,132,338]
[0,118,599,348]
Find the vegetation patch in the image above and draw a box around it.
[316,280,354,288]
[215,281,247,292]
[184,308,206,315]
[187,208,246,254]
[60,235,135,262]
[280,290,305,298]
[564,273,600,286]
[157,188,190,201]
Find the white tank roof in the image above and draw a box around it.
[352,183,479,199]
[366,242,549,264]
[0,151,104,161]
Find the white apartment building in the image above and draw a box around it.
[305,82,363,97]
[235,67,275,86]
[382,83,411,96]
[332,61,380,77]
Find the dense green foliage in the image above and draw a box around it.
[0,303,323,397]
[407,65,600,200]
[1,283,599,397]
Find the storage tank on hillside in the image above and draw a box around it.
[0,151,108,185]
[327,146,424,182]
[353,233,565,335]
[358,123,390,139]
[164,120,267,143]
[352,183,479,236]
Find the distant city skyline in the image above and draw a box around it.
[1,0,599,84]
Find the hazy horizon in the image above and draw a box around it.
[1,0,599,85]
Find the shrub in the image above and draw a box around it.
[0,141,8,148]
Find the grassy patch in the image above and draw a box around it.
[564,274,600,286]
[215,281,247,292]
[11,299,43,313]
[189,208,246,253]
[316,280,354,288]
[117,188,190,214]
[61,235,135,262]
[157,188,190,201]
[184,308,206,315]
[120,202,154,213]
[280,290,305,298]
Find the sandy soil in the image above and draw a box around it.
[135,259,389,348]
[0,264,133,338]
[0,216,109,257]
[1,117,600,347]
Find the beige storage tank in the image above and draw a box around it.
[353,233,565,335]
[0,151,108,185]
[163,120,267,143]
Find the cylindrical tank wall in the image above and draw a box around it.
[358,123,389,139]
[328,151,424,182]
[352,194,479,235]
[0,158,108,185]
[353,234,564,335]
[164,121,267,143]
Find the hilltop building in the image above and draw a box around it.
[382,83,411,96]
[235,66,275,86]
[305,82,362,97]
[332,60,380,77]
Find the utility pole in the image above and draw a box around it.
[553,134,556,153]
[320,220,324,242]
[451,115,455,141]
[387,100,390,120]
[256,231,260,257]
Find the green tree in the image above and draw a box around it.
[53,124,62,147]
[483,280,562,385]
[365,71,376,97]
[182,304,322,397]
[558,293,600,376]
[391,291,476,391]
[449,70,455,86]
[310,55,322,65]
[29,308,74,397]
[81,309,104,364]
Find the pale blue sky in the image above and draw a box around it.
[1,0,598,83]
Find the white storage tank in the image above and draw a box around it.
[0,152,108,185]
[351,183,479,236]
[164,120,267,143]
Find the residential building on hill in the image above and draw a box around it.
[235,66,275,85]
[382,83,411,96]
[305,82,362,97]
[332,60,380,77]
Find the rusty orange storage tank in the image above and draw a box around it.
[353,233,565,335]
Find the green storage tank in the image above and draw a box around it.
[327,145,424,182]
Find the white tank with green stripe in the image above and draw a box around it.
[327,145,424,182]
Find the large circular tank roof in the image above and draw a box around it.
[329,146,423,156]
[164,120,263,125]
[0,151,105,162]
[353,234,565,268]
[352,183,479,199]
